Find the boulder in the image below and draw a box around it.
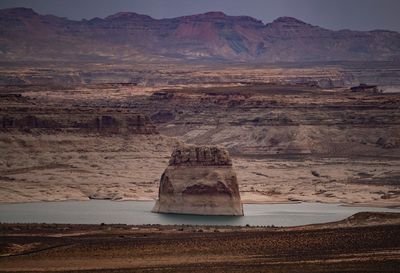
[152,145,243,216]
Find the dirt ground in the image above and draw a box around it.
[0,212,399,273]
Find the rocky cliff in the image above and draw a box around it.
[152,145,243,215]
[1,106,157,134]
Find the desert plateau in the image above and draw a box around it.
[1,61,400,207]
[0,2,400,272]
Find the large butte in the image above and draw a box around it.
[152,145,244,216]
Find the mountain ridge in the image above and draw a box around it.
[0,7,399,62]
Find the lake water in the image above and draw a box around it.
[0,200,399,227]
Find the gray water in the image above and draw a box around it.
[0,200,399,227]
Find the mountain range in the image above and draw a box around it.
[1,7,400,63]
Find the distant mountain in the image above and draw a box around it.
[0,7,400,62]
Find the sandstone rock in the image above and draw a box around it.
[152,145,243,216]
[151,110,175,123]
[351,84,379,93]
[1,112,157,134]
[376,137,398,149]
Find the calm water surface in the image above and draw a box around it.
[0,200,399,227]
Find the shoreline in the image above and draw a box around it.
[1,198,399,209]
[1,199,399,227]
[0,212,399,272]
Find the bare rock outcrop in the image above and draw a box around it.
[152,145,243,215]
[1,112,157,134]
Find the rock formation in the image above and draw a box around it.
[152,145,244,216]
[1,111,157,134]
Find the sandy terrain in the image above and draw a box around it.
[236,156,400,206]
[0,133,178,203]
[1,132,399,207]
[0,63,399,207]
[0,212,399,272]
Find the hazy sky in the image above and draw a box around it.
[1,0,399,32]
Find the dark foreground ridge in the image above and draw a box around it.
[0,212,399,272]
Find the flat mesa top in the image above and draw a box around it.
[169,145,232,166]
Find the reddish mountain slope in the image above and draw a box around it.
[0,8,399,62]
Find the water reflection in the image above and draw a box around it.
[157,213,242,225]
[0,200,398,227]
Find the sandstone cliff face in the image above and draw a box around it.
[152,145,243,216]
[1,111,157,134]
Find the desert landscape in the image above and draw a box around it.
[1,61,400,207]
[0,2,400,272]
[0,212,399,272]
